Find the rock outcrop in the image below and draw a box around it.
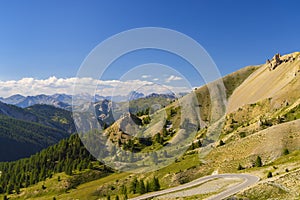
[266,53,297,71]
[267,53,282,71]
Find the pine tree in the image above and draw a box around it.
[153,133,163,144]
[219,140,225,146]
[255,156,262,167]
[283,148,289,155]
[237,163,244,170]
[6,182,13,194]
[139,180,145,194]
[130,177,138,194]
[14,184,20,194]
[121,185,127,194]
[149,176,160,192]
[88,162,93,169]
[197,140,202,148]
[153,177,160,191]
[145,181,150,192]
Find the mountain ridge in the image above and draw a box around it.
[0,101,76,161]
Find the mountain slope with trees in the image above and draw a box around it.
[0,102,76,161]
[1,52,300,199]
[0,134,113,196]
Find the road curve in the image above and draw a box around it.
[129,174,259,200]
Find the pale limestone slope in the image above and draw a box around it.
[227,52,300,113]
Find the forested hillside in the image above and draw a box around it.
[0,115,70,161]
[0,102,76,161]
[0,134,113,195]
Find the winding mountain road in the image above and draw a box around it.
[129,174,259,200]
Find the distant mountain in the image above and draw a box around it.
[145,92,176,99]
[0,92,178,110]
[1,94,26,104]
[1,94,70,109]
[0,101,75,133]
[17,94,70,109]
[0,101,39,121]
[25,104,76,134]
[92,93,177,127]
[128,91,145,101]
[50,93,73,104]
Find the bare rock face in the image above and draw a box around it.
[274,53,281,64]
[272,53,282,70]
[267,53,287,71]
[266,59,272,71]
[282,55,295,63]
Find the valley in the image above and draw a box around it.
[0,52,299,199]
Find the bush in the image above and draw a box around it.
[255,156,262,167]
[219,140,225,146]
[237,163,244,170]
[283,148,289,155]
[239,132,246,138]
[285,168,289,172]
[267,171,273,178]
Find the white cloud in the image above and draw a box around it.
[0,76,190,98]
[165,75,183,83]
[141,75,151,79]
[152,78,159,81]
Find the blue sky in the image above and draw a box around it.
[0,0,299,96]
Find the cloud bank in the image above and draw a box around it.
[0,76,190,98]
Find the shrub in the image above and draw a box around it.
[219,140,225,146]
[283,148,289,155]
[239,132,246,138]
[255,156,262,167]
[285,168,289,172]
[267,171,273,178]
[237,163,244,170]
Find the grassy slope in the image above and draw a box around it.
[5,65,258,199]
[236,150,300,200]
[7,55,300,199]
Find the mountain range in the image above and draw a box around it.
[0,91,176,161]
[0,52,299,199]
[0,92,177,110]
